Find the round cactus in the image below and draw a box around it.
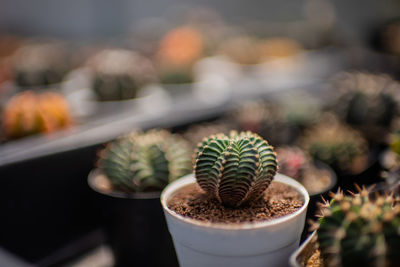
[13,42,70,87]
[156,26,204,84]
[194,131,278,207]
[97,129,192,193]
[314,187,400,267]
[88,49,156,101]
[2,91,73,139]
[300,114,368,173]
[331,72,400,141]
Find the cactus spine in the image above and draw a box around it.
[314,187,400,267]
[98,129,192,193]
[194,131,278,207]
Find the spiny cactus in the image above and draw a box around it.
[194,131,278,207]
[97,129,192,193]
[88,49,156,101]
[2,91,73,139]
[300,114,368,173]
[331,72,400,141]
[313,187,400,267]
[14,42,70,87]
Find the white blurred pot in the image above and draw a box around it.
[161,174,309,267]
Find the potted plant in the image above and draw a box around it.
[63,48,165,119]
[2,90,74,140]
[329,71,400,145]
[88,129,192,267]
[161,131,309,267]
[290,186,400,267]
[12,41,71,89]
[299,114,377,191]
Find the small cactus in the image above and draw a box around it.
[276,146,308,180]
[14,42,70,87]
[300,114,368,173]
[314,187,400,267]
[229,101,295,146]
[157,27,204,84]
[194,131,278,207]
[331,72,400,141]
[88,49,156,101]
[97,129,192,193]
[2,91,73,139]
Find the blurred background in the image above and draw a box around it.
[1,1,400,266]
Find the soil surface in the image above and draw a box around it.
[167,181,304,223]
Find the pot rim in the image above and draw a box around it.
[161,173,310,230]
[88,169,161,199]
[289,231,317,267]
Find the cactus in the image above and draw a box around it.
[88,49,156,101]
[2,91,73,139]
[97,129,192,193]
[276,146,309,180]
[331,72,400,141]
[157,27,204,84]
[313,187,400,267]
[194,131,278,207]
[229,101,295,146]
[14,42,70,87]
[300,114,368,173]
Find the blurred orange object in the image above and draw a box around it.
[157,26,204,67]
[3,91,73,139]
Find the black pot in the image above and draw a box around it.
[88,170,178,267]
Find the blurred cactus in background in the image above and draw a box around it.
[276,146,332,195]
[156,26,204,84]
[97,129,192,193]
[88,49,156,101]
[331,72,400,142]
[314,187,400,267]
[300,114,368,173]
[276,146,308,180]
[13,42,70,87]
[219,36,302,65]
[2,91,73,139]
[229,101,296,146]
[194,131,277,207]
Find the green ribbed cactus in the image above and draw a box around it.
[194,131,278,207]
[97,129,192,193]
[314,187,400,267]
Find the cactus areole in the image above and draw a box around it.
[194,131,278,207]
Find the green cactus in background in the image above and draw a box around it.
[314,187,400,267]
[331,72,400,141]
[97,129,192,193]
[228,101,295,146]
[300,114,368,173]
[88,49,156,101]
[194,131,278,207]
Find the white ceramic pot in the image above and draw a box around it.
[161,173,310,267]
